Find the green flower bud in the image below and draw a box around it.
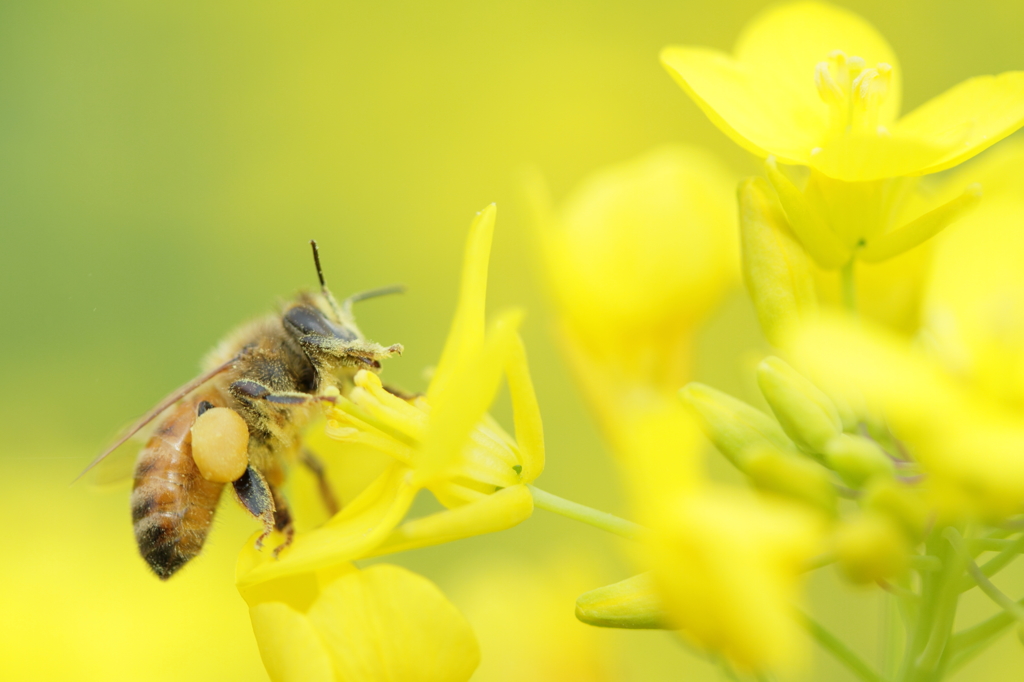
[823,434,895,487]
[575,573,668,629]
[738,177,818,347]
[680,382,795,468]
[757,356,842,454]
[863,479,928,542]
[744,446,837,514]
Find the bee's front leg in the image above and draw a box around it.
[231,466,276,549]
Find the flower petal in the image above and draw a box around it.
[662,2,899,167]
[661,46,824,165]
[809,131,957,182]
[237,464,418,588]
[365,485,534,558]
[307,565,480,682]
[250,603,335,682]
[417,309,523,486]
[896,72,1024,175]
[505,334,545,482]
[735,2,900,125]
[429,204,496,401]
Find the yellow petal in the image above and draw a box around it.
[429,204,496,401]
[250,603,335,682]
[365,485,534,558]
[735,2,900,125]
[416,309,523,486]
[505,334,545,482]
[649,490,822,670]
[237,464,418,588]
[897,72,1024,175]
[662,2,899,167]
[810,131,956,183]
[307,565,480,682]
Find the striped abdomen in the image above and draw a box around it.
[131,395,226,579]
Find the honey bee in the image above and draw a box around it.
[81,242,402,579]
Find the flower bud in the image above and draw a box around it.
[833,512,910,584]
[575,573,668,629]
[757,356,842,454]
[739,177,818,346]
[743,446,837,514]
[863,479,928,542]
[823,434,895,487]
[680,382,795,468]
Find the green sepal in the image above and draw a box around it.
[680,382,796,469]
[757,356,842,455]
[575,572,669,630]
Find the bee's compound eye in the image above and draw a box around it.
[191,407,250,483]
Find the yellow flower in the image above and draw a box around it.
[610,403,823,672]
[532,146,737,401]
[662,1,1023,265]
[237,204,544,590]
[648,489,821,672]
[789,143,1024,517]
[662,1,1024,183]
[245,562,480,682]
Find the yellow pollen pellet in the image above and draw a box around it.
[191,407,250,483]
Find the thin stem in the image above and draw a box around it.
[840,259,858,313]
[802,612,890,682]
[957,532,1024,591]
[527,485,643,539]
[947,527,1024,624]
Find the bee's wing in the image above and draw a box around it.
[73,356,237,484]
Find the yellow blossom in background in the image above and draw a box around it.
[662,1,1024,267]
[789,144,1024,519]
[532,145,738,414]
[237,204,544,590]
[246,562,479,682]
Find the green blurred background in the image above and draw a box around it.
[2,0,1022,679]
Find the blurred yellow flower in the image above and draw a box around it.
[237,204,544,590]
[605,401,823,672]
[532,145,737,414]
[648,489,822,671]
[246,563,480,682]
[662,1,1024,183]
[663,1,1022,266]
[789,144,1024,517]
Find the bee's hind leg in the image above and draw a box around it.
[231,466,276,550]
[301,448,340,516]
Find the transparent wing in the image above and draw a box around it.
[73,356,236,484]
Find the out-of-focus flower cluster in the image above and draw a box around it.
[240,2,1024,681]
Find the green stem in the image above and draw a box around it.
[957,533,1024,591]
[527,485,643,539]
[802,612,890,682]
[947,527,1024,624]
[840,259,858,313]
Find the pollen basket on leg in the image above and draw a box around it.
[815,51,893,137]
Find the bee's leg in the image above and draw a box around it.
[230,380,321,406]
[301,448,341,516]
[268,484,295,558]
[231,466,276,549]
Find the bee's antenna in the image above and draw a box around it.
[310,240,344,319]
[342,284,406,317]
